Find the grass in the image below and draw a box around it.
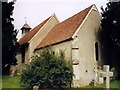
[2,75,24,88]
[84,80,120,89]
[110,80,120,88]
[1,75,120,89]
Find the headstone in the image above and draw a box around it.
[94,67,103,85]
[100,65,113,89]
[10,65,17,76]
[111,67,117,80]
[33,85,39,90]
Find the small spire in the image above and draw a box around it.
[25,17,27,24]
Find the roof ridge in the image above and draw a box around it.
[28,15,58,43]
[18,16,51,45]
[35,4,94,49]
[72,4,95,38]
[62,4,93,24]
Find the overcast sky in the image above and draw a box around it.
[12,0,108,39]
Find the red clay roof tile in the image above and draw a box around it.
[18,17,51,45]
[21,23,31,29]
[35,5,93,49]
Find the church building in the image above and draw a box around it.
[16,4,103,87]
[16,14,59,72]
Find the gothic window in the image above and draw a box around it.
[95,42,99,61]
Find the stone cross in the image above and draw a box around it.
[100,65,113,89]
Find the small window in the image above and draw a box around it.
[22,29,29,34]
[95,42,99,61]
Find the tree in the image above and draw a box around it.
[101,1,120,79]
[20,48,73,89]
[2,2,19,75]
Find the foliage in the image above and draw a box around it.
[20,48,73,89]
[2,2,19,75]
[101,1,120,79]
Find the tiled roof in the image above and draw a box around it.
[35,5,93,49]
[21,23,31,29]
[18,17,51,45]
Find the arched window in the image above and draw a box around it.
[95,42,99,61]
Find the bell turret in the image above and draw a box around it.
[21,23,31,37]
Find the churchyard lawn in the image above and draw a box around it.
[1,75,120,89]
[2,75,24,88]
[84,80,120,88]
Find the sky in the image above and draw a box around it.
[12,0,108,39]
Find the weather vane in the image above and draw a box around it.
[25,17,27,24]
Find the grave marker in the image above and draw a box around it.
[33,85,39,90]
[100,65,113,89]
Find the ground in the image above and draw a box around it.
[1,75,120,89]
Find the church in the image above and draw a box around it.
[16,4,104,87]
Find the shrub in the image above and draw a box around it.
[20,48,73,89]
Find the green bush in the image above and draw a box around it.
[20,48,73,89]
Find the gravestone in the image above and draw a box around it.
[94,67,104,85]
[33,85,39,90]
[10,65,17,76]
[100,65,113,89]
